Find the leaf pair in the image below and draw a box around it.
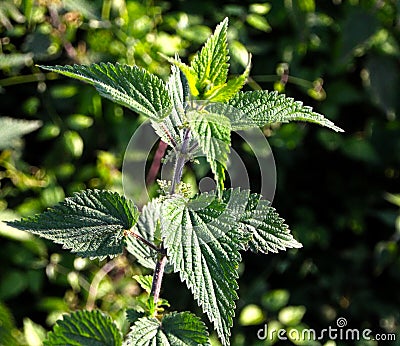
[165,17,251,102]
[7,188,301,345]
[44,310,210,346]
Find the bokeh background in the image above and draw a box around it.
[0,1,399,345]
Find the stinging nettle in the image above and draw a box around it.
[8,17,342,346]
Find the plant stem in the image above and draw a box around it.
[0,72,59,87]
[170,128,191,194]
[150,128,191,303]
[126,229,162,253]
[150,250,167,304]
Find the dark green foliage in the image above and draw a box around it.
[44,310,122,346]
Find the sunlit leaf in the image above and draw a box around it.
[39,63,172,121]
[8,190,139,259]
[124,312,210,346]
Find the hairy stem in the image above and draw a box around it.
[125,229,162,253]
[150,128,191,303]
[170,128,191,193]
[150,251,168,304]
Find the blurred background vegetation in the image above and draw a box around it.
[0,0,399,345]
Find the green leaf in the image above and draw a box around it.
[208,55,251,102]
[161,18,231,98]
[7,190,139,259]
[44,310,122,346]
[246,13,271,32]
[0,117,42,150]
[63,130,84,158]
[228,90,344,132]
[167,64,188,113]
[39,63,172,121]
[124,312,210,346]
[187,111,231,195]
[239,304,265,326]
[126,309,145,324]
[190,188,300,255]
[23,318,47,346]
[191,17,230,95]
[161,55,199,97]
[225,191,303,253]
[133,275,153,293]
[143,189,299,345]
[161,194,246,346]
[278,306,306,326]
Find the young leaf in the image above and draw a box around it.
[44,310,122,346]
[7,190,139,259]
[133,275,153,293]
[163,18,230,98]
[191,17,230,95]
[160,54,199,97]
[0,117,42,150]
[39,63,172,121]
[124,312,210,346]
[187,111,231,195]
[162,55,200,97]
[228,90,344,132]
[223,190,303,253]
[161,195,245,346]
[208,54,252,102]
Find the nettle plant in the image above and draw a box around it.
[9,18,342,346]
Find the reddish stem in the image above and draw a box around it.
[146,140,168,186]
